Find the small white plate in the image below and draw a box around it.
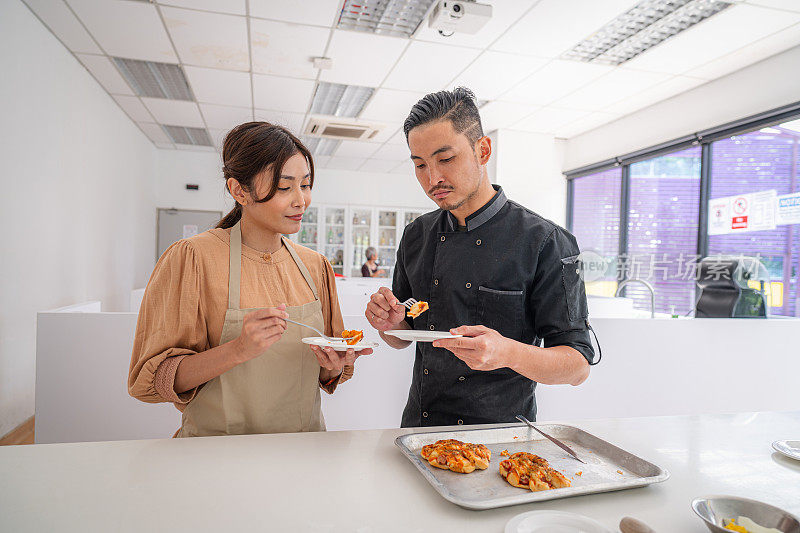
[505,510,612,533]
[384,330,462,342]
[301,337,378,352]
[772,440,800,461]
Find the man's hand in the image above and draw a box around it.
[432,325,513,371]
[365,287,407,332]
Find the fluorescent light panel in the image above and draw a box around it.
[337,0,436,38]
[162,125,213,146]
[310,82,375,118]
[301,136,341,157]
[562,0,733,66]
[113,57,194,100]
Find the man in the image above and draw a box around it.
[364,87,596,428]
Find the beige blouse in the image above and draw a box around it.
[128,228,353,411]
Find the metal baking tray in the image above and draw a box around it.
[395,424,669,510]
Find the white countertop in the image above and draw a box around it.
[2,411,799,532]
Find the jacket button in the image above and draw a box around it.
[476,239,481,245]
[423,368,429,375]
[430,325,435,330]
[465,282,471,289]
[457,419,464,425]
[458,376,465,381]
[440,236,445,242]
[422,411,429,418]
[434,279,439,285]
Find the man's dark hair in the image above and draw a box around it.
[403,87,484,145]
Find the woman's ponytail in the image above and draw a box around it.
[216,203,242,229]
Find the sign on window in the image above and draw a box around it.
[708,190,777,235]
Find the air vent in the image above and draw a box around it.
[304,117,383,141]
[113,57,194,100]
[337,0,436,38]
[162,125,213,146]
[310,83,375,118]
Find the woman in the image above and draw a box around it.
[361,247,386,278]
[128,122,371,437]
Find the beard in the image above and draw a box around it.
[432,181,481,212]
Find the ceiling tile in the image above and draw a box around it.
[500,60,613,106]
[479,101,540,131]
[389,160,413,174]
[554,111,621,138]
[253,74,315,113]
[319,30,408,87]
[112,95,153,122]
[385,128,407,145]
[184,66,251,106]
[383,41,481,93]
[24,0,101,53]
[359,159,399,173]
[154,143,174,150]
[510,107,590,134]
[138,122,173,145]
[66,0,177,63]
[250,18,329,79]
[447,51,549,100]
[325,156,365,171]
[142,97,204,127]
[253,109,306,134]
[158,0,246,16]
[208,128,228,148]
[414,0,537,49]
[335,141,381,159]
[314,155,332,167]
[76,54,134,95]
[199,103,252,129]
[177,144,218,152]
[743,0,800,13]
[553,68,671,111]
[160,6,249,71]
[249,0,341,27]
[371,143,411,162]
[623,3,800,75]
[605,75,707,115]
[684,21,800,80]
[491,0,638,57]
[360,89,425,124]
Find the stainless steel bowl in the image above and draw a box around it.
[692,495,800,533]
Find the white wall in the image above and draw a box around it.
[492,130,568,227]
[156,148,434,213]
[0,0,158,437]
[564,44,800,170]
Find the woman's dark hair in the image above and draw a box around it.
[402,86,484,145]
[216,122,314,229]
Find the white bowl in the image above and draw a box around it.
[692,495,800,533]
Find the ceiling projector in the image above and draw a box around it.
[428,1,493,36]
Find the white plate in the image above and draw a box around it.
[384,330,462,342]
[301,337,378,352]
[772,440,800,461]
[505,511,612,533]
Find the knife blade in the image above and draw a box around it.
[516,414,586,464]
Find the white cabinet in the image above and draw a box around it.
[290,205,428,277]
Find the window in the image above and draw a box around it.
[708,123,800,316]
[627,147,701,315]
[571,167,622,296]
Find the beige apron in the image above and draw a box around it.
[177,221,326,437]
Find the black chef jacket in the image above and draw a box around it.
[393,185,594,428]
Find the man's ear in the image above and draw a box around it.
[475,135,491,165]
[227,178,249,206]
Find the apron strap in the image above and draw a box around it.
[228,222,242,310]
[282,237,320,301]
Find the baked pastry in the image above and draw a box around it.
[420,439,491,473]
[499,452,571,491]
[407,301,429,319]
[340,330,363,345]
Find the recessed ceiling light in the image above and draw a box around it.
[162,125,213,146]
[113,57,194,100]
[562,0,733,66]
[337,0,436,38]
[310,82,375,118]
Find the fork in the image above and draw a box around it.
[399,297,419,310]
[283,318,350,343]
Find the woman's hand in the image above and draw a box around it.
[233,304,288,363]
[311,345,372,383]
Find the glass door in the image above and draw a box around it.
[296,206,319,251]
[377,210,398,278]
[323,206,345,275]
[350,207,373,277]
[403,210,423,227]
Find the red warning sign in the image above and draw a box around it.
[732,215,748,230]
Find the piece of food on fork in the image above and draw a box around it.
[406,300,429,319]
[340,330,363,345]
